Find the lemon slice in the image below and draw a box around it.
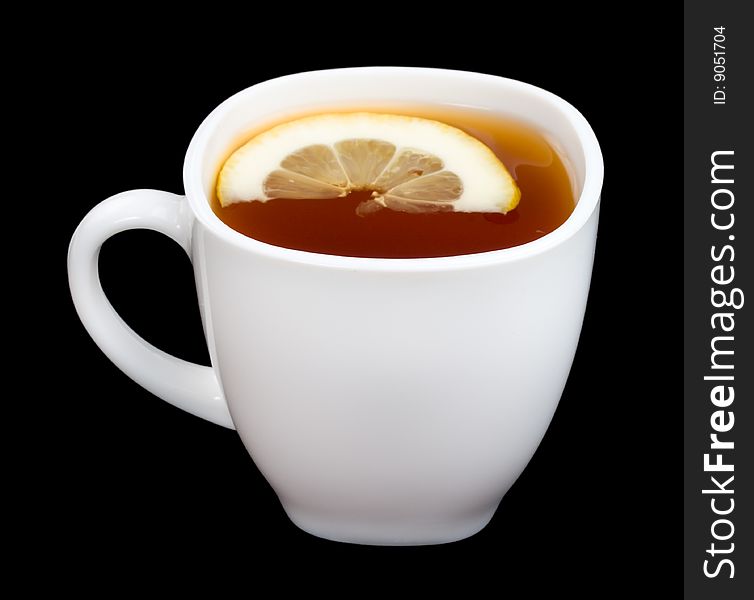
[217,112,520,215]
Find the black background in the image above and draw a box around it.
[43,10,680,593]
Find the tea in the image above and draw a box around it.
[212,105,575,258]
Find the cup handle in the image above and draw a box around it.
[68,189,234,429]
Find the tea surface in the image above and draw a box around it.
[213,106,575,258]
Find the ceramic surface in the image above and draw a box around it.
[69,68,603,545]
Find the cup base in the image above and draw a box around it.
[281,501,499,546]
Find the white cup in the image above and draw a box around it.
[68,67,603,545]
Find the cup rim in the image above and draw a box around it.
[184,67,603,271]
